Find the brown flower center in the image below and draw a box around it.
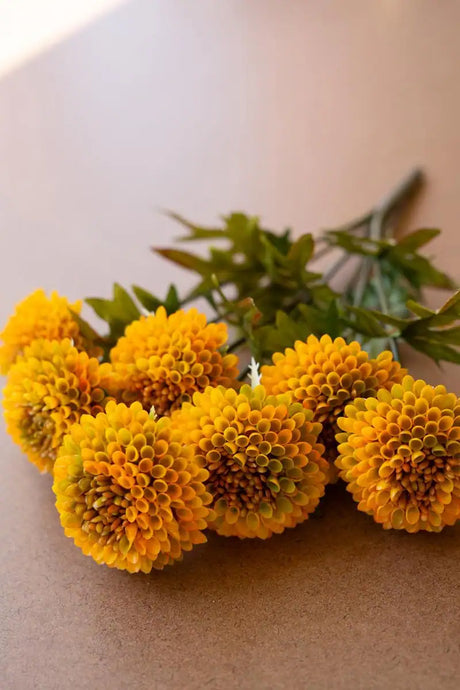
[20,407,56,459]
[208,454,275,512]
[205,420,303,513]
[390,452,457,511]
[80,474,129,542]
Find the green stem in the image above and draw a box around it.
[369,168,424,240]
[311,243,336,262]
[352,257,373,308]
[322,252,352,284]
[320,210,374,238]
[373,263,400,360]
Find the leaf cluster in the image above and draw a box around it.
[331,227,455,303]
[80,208,459,368]
[371,291,460,364]
[156,212,335,328]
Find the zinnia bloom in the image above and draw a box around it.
[335,375,460,532]
[0,289,87,373]
[110,306,239,416]
[3,338,112,473]
[53,401,211,572]
[171,384,328,538]
[261,335,406,467]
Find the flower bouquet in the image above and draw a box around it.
[2,169,459,574]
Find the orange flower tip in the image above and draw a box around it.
[2,338,113,474]
[260,334,407,472]
[109,306,239,416]
[170,384,328,539]
[0,289,98,373]
[334,375,460,532]
[52,401,210,573]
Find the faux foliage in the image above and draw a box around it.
[82,169,460,366]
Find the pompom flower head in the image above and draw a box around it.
[53,401,211,573]
[171,384,328,538]
[3,339,112,473]
[0,289,87,373]
[261,335,406,467]
[110,306,239,416]
[335,376,460,532]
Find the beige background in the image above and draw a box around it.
[1,2,459,689]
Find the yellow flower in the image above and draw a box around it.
[335,376,460,532]
[261,335,406,468]
[53,401,211,573]
[0,289,88,374]
[3,339,112,473]
[171,384,328,538]
[110,306,239,416]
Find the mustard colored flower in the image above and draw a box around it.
[261,335,406,466]
[171,384,328,538]
[3,339,113,473]
[110,306,239,416]
[0,289,88,374]
[53,401,211,573]
[335,376,460,532]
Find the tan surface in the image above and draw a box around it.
[2,430,459,690]
[1,2,460,689]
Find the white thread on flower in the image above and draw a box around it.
[248,357,261,388]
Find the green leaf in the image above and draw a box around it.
[368,310,408,330]
[69,310,104,345]
[395,228,441,252]
[403,291,460,335]
[255,311,312,357]
[253,300,344,359]
[345,307,389,338]
[154,248,210,273]
[164,284,180,313]
[85,297,111,322]
[297,301,343,338]
[388,252,455,290]
[85,283,141,348]
[325,230,383,256]
[166,210,225,241]
[286,234,315,280]
[265,228,292,255]
[438,289,460,316]
[421,326,460,345]
[406,300,435,319]
[113,283,141,322]
[132,285,162,312]
[406,337,460,364]
[322,300,342,338]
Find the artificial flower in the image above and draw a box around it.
[335,375,460,532]
[171,384,328,538]
[3,338,112,473]
[0,289,87,373]
[53,400,211,572]
[261,334,406,467]
[110,306,239,416]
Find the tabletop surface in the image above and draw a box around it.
[2,422,459,690]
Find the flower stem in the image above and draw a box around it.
[350,170,423,357]
[322,252,351,284]
[373,263,400,360]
